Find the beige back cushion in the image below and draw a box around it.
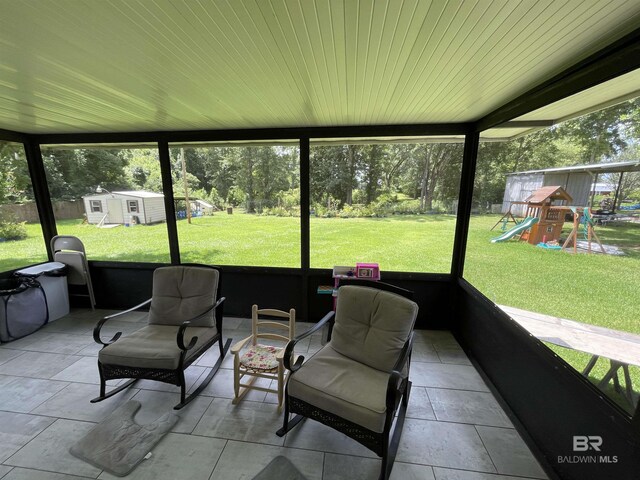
[330,285,418,372]
[148,266,219,327]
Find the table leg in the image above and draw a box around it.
[582,355,599,376]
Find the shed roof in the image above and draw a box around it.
[112,191,164,198]
[1,1,639,138]
[83,191,164,199]
[525,186,573,204]
[507,160,640,176]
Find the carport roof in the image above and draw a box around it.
[507,160,640,176]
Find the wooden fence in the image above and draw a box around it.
[0,200,84,223]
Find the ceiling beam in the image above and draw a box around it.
[33,123,473,146]
[0,127,29,144]
[494,121,554,128]
[476,27,640,132]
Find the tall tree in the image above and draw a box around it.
[557,98,640,163]
[0,141,33,203]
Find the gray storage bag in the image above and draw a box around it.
[0,277,48,342]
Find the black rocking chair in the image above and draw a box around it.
[277,284,418,480]
[92,265,231,409]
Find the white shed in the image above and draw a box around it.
[82,191,166,225]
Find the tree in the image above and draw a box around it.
[42,148,130,200]
[0,141,33,204]
[557,98,640,163]
[363,145,383,203]
[412,143,462,211]
[380,144,415,192]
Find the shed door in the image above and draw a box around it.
[107,199,124,224]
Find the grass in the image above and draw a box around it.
[464,215,640,412]
[1,212,639,411]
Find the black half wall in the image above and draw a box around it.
[84,262,454,329]
[453,278,640,480]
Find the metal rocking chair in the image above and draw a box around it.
[277,284,418,480]
[92,265,231,409]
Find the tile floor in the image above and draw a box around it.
[0,309,548,480]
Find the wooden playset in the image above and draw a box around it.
[493,186,606,254]
[492,186,572,244]
[519,186,572,245]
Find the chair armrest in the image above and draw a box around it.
[93,298,152,346]
[283,311,335,372]
[176,297,226,352]
[386,331,415,411]
[177,321,198,351]
[231,335,252,355]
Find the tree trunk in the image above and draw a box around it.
[246,156,255,213]
[419,148,432,211]
[346,145,356,205]
[589,134,601,163]
[512,137,525,172]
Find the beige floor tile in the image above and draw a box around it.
[0,352,80,380]
[211,440,323,480]
[397,418,496,473]
[284,418,377,458]
[1,467,94,480]
[32,382,138,422]
[475,426,547,479]
[0,412,55,463]
[192,397,284,446]
[130,389,212,433]
[410,362,489,392]
[0,376,68,413]
[5,419,102,478]
[427,388,512,427]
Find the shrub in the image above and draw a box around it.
[0,220,27,241]
[388,199,422,215]
[260,205,300,217]
[338,204,372,218]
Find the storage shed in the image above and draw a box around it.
[502,160,640,216]
[82,191,166,225]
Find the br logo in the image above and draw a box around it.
[573,435,602,452]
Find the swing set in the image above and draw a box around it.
[559,206,606,254]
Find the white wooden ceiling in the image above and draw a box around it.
[1,0,640,136]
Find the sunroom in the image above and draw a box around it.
[1,1,640,479]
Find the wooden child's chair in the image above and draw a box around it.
[231,305,295,411]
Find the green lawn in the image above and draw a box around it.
[465,216,640,412]
[2,213,639,411]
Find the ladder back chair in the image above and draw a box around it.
[231,305,296,412]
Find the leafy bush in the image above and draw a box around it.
[312,197,341,217]
[275,188,300,210]
[226,186,245,207]
[260,205,300,217]
[388,199,423,215]
[337,204,372,218]
[0,220,27,241]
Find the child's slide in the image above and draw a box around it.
[491,217,539,243]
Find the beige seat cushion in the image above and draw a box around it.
[288,345,391,433]
[148,266,219,327]
[331,286,418,372]
[99,325,218,370]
